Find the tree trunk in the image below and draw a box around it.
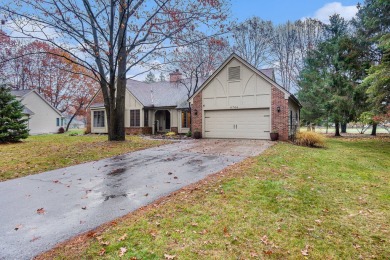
[335,121,341,136]
[341,123,347,133]
[66,113,77,132]
[107,0,127,141]
[371,123,377,136]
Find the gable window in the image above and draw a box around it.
[130,109,140,127]
[228,66,240,81]
[93,111,105,127]
[56,118,60,127]
[181,111,191,128]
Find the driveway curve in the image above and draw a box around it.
[0,139,272,259]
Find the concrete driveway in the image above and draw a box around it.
[0,139,272,259]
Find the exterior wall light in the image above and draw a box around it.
[194,109,198,115]
[277,106,281,112]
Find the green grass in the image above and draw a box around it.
[0,134,166,181]
[40,137,390,259]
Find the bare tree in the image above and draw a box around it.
[170,34,230,100]
[232,17,274,68]
[1,0,229,140]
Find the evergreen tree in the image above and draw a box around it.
[0,86,29,142]
[144,72,156,83]
[298,15,370,136]
[159,72,166,82]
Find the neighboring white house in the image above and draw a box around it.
[11,89,65,134]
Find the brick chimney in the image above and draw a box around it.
[169,69,182,82]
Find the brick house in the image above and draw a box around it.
[87,53,301,140]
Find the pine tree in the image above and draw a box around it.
[144,72,156,83]
[159,72,166,82]
[0,86,29,142]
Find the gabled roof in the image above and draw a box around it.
[22,106,34,115]
[10,89,33,98]
[10,89,64,117]
[188,53,301,107]
[126,78,206,108]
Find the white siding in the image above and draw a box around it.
[90,109,108,133]
[202,58,272,110]
[125,90,144,127]
[21,92,63,134]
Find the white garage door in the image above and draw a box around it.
[204,109,270,139]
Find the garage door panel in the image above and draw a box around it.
[204,109,270,139]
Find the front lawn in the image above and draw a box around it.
[39,137,390,259]
[0,133,166,181]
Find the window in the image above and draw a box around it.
[61,118,64,126]
[228,66,240,81]
[130,110,140,127]
[93,111,105,127]
[181,111,191,128]
[144,110,149,127]
[56,118,60,127]
[290,110,293,129]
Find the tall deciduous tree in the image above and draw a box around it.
[232,17,273,69]
[1,0,229,141]
[171,35,230,100]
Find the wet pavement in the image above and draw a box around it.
[0,139,272,259]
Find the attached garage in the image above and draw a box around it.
[204,109,270,139]
[190,53,301,141]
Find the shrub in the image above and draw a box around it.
[58,127,65,134]
[165,131,176,136]
[186,131,192,137]
[295,131,325,148]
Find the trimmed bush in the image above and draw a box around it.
[58,127,65,134]
[295,131,325,148]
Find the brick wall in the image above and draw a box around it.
[125,127,152,135]
[271,86,289,141]
[86,90,104,133]
[170,127,178,134]
[191,92,203,137]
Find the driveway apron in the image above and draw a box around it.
[0,139,272,259]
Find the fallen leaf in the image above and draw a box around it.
[81,206,87,210]
[100,241,110,246]
[168,172,173,175]
[144,193,149,196]
[118,233,128,241]
[14,224,23,231]
[301,245,310,256]
[191,222,198,227]
[37,208,45,214]
[164,254,176,260]
[315,219,322,225]
[99,248,106,256]
[261,235,269,245]
[174,176,178,179]
[353,244,361,249]
[119,247,127,257]
[250,252,259,257]
[263,250,273,255]
[30,236,41,242]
